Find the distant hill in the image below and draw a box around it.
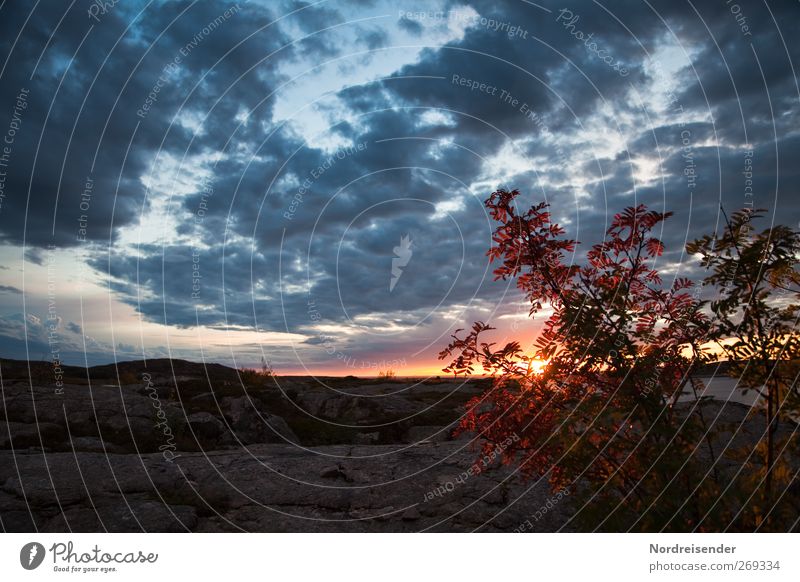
[0,357,241,382]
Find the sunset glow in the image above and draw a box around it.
[528,358,549,375]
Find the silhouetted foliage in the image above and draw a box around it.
[441,190,800,531]
[688,208,800,528]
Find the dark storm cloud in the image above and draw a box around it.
[1,0,798,365]
[397,17,424,37]
[92,0,800,334]
[358,28,390,51]
[96,164,501,334]
[378,0,665,138]
[0,0,294,249]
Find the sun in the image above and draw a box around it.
[528,358,549,375]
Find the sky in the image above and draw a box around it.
[0,0,797,375]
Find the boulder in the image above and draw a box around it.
[185,412,226,445]
[402,507,421,520]
[221,396,297,444]
[320,465,346,479]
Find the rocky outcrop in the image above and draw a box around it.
[7,359,786,532]
[0,376,303,454]
[295,390,419,423]
[2,361,542,532]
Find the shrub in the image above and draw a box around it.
[440,190,800,531]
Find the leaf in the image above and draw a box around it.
[645,238,665,256]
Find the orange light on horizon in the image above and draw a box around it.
[272,361,463,378]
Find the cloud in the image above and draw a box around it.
[397,17,424,36]
[0,1,292,249]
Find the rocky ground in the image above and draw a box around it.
[1,359,793,532]
[0,359,570,532]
